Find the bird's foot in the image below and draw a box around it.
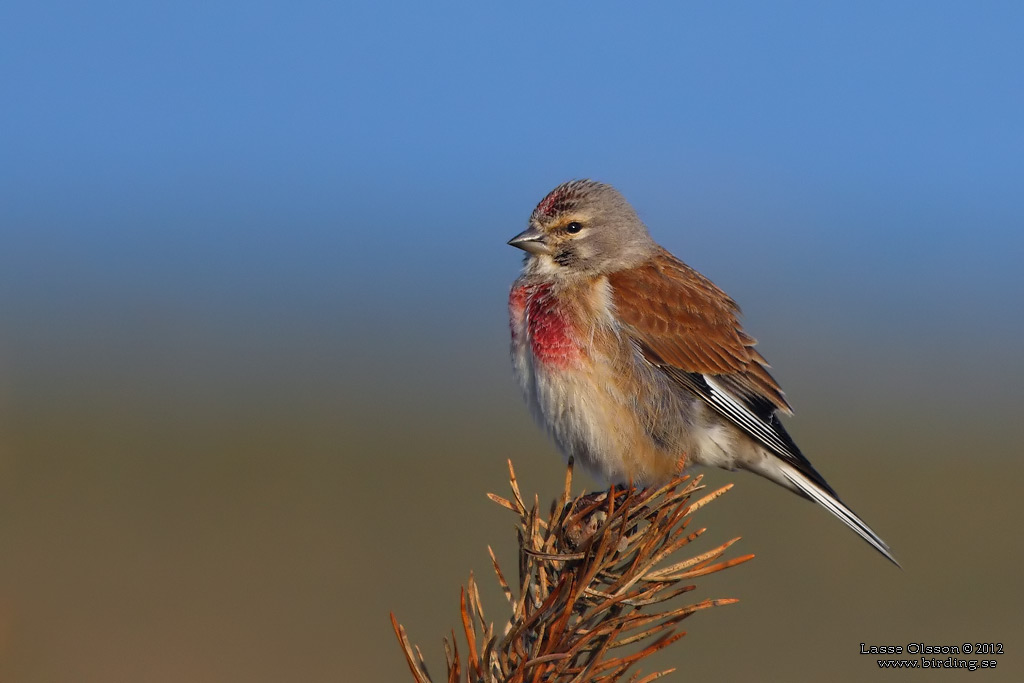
[561,485,634,551]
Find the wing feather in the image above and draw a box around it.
[609,249,841,496]
[608,249,790,413]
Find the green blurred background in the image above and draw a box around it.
[2,2,1023,681]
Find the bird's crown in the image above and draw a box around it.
[531,179,611,223]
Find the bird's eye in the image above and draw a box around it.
[565,222,583,234]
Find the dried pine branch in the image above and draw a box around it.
[392,458,753,682]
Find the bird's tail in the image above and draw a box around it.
[772,462,901,568]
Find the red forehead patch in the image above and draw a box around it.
[534,186,575,218]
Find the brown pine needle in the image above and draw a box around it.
[488,493,520,514]
[392,461,752,681]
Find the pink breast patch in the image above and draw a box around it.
[524,285,581,369]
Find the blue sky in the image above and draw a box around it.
[2,1,1022,347]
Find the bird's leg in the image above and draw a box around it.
[561,482,641,551]
[561,484,616,550]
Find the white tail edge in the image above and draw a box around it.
[778,463,901,568]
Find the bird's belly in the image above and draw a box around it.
[524,353,690,486]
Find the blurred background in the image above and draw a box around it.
[2,2,1022,681]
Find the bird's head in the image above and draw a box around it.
[508,180,656,279]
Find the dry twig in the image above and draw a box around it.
[392,458,753,682]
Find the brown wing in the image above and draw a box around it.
[609,248,792,415]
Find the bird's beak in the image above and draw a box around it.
[507,226,552,255]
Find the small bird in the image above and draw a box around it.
[508,179,897,566]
